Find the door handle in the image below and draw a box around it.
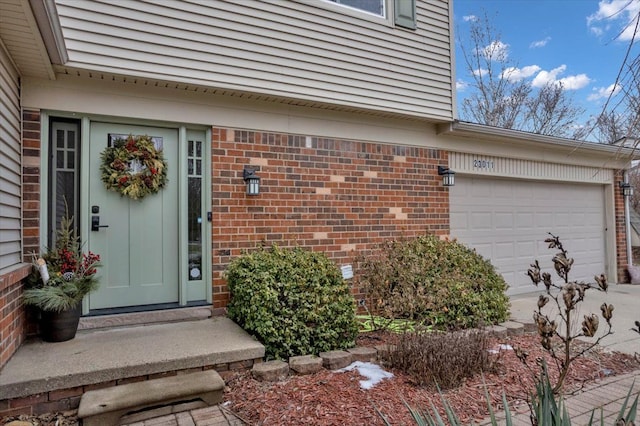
[91,215,110,232]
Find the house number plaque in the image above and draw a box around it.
[473,159,495,169]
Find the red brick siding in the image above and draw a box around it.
[0,265,29,369]
[615,170,630,282]
[0,109,41,370]
[210,128,450,312]
[22,109,42,339]
[22,109,41,261]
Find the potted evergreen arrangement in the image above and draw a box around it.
[23,214,100,342]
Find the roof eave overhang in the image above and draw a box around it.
[437,120,640,162]
[52,65,454,123]
[29,0,68,65]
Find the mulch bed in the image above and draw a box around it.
[2,411,78,426]
[222,331,640,425]
[3,332,638,426]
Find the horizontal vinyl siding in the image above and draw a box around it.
[54,0,453,120]
[0,42,22,271]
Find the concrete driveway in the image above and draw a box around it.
[509,283,640,355]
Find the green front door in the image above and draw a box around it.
[87,122,180,310]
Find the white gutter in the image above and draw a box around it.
[438,121,640,159]
[28,0,68,65]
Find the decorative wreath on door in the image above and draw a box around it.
[100,134,168,200]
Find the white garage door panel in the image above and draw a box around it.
[451,177,606,295]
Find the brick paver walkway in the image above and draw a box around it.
[481,370,640,425]
[122,406,245,426]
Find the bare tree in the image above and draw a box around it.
[458,12,585,137]
[523,81,585,137]
[582,99,640,145]
[579,25,640,144]
[459,12,529,128]
[595,111,628,143]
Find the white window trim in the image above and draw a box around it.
[320,0,386,18]
[313,0,390,25]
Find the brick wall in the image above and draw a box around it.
[22,109,42,339]
[210,128,450,312]
[615,170,630,282]
[22,109,42,260]
[0,109,41,370]
[0,265,29,369]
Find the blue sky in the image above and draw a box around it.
[453,0,640,124]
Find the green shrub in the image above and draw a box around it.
[355,235,509,330]
[225,245,358,360]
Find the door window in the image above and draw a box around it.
[49,120,80,246]
[187,138,204,281]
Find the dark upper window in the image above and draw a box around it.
[322,0,416,30]
[326,0,385,17]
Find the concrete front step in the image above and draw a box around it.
[0,317,264,418]
[78,370,224,426]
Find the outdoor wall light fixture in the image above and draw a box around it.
[243,167,261,196]
[620,181,634,197]
[438,165,455,187]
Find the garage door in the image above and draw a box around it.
[450,176,606,295]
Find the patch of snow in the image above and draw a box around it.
[337,361,394,390]
[488,344,514,354]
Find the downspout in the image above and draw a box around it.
[624,170,633,266]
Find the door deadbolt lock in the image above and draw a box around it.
[91,215,110,232]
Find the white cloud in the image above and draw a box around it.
[587,0,640,41]
[463,14,478,22]
[481,40,509,61]
[559,74,591,90]
[589,26,605,36]
[587,83,622,101]
[472,68,488,77]
[530,37,551,48]
[532,65,567,87]
[531,65,591,90]
[467,62,589,91]
[456,79,469,91]
[620,17,640,40]
[502,65,541,82]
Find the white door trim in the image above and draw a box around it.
[39,112,212,314]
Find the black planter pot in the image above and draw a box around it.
[40,304,82,342]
